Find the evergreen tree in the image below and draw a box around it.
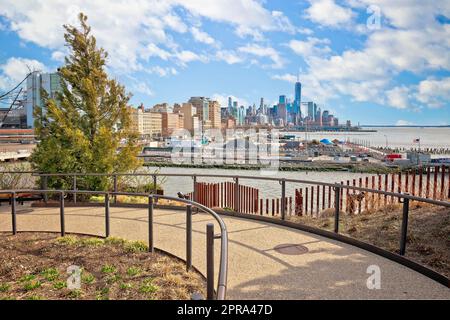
[31,13,141,190]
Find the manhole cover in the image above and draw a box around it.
[17,209,34,214]
[274,244,309,255]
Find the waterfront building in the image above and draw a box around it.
[130,107,162,138]
[208,100,221,129]
[294,78,302,117]
[25,71,61,128]
[162,112,182,137]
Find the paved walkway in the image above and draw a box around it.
[0,205,448,299]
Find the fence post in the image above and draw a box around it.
[234,177,239,213]
[148,195,154,253]
[113,174,118,204]
[280,179,286,220]
[11,192,16,235]
[186,205,192,271]
[192,175,197,202]
[206,223,215,300]
[73,175,77,204]
[153,175,157,195]
[334,185,341,233]
[43,176,48,203]
[105,193,110,238]
[60,192,65,237]
[399,194,410,256]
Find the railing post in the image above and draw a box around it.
[192,175,197,201]
[153,175,157,195]
[60,192,65,237]
[113,174,118,204]
[186,205,192,271]
[334,185,341,233]
[148,195,154,253]
[43,175,48,203]
[234,177,239,213]
[399,194,410,256]
[11,192,16,235]
[280,179,286,220]
[73,175,77,204]
[105,193,110,238]
[206,223,215,300]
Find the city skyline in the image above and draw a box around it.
[0,1,449,126]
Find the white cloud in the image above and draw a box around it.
[287,37,331,57]
[51,51,66,62]
[238,44,284,69]
[211,93,250,108]
[0,57,48,90]
[190,27,216,45]
[416,77,450,108]
[305,0,355,27]
[216,50,243,64]
[175,50,208,65]
[146,66,177,77]
[395,120,414,126]
[131,82,154,97]
[386,86,411,109]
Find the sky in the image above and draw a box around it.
[0,0,449,126]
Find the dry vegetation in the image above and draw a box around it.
[0,233,205,300]
[287,202,450,278]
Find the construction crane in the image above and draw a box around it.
[0,72,32,128]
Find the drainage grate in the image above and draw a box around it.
[274,243,309,255]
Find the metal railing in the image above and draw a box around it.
[0,189,228,300]
[26,171,450,257]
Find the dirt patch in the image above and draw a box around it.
[287,203,450,278]
[0,233,206,300]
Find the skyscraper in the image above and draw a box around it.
[25,71,61,128]
[294,74,302,117]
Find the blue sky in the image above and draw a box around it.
[0,0,449,125]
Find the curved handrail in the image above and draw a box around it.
[25,171,450,207]
[0,189,228,300]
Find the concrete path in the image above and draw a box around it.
[0,205,448,299]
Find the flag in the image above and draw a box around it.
[413,138,420,143]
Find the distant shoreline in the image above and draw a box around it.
[361,125,450,128]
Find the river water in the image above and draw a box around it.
[288,127,450,150]
[145,166,377,199]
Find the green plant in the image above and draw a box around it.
[124,241,148,253]
[23,280,41,291]
[96,287,109,300]
[101,264,117,274]
[53,281,66,290]
[26,295,42,300]
[139,278,158,295]
[82,273,95,284]
[81,238,104,247]
[41,268,59,281]
[0,283,10,292]
[104,237,126,246]
[67,290,82,299]
[119,282,133,290]
[57,236,78,245]
[106,274,121,284]
[126,266,141,277]
[19,274,36,282]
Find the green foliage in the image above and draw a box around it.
[41,268,59,281]
[119,282,133,290]
[104,237,126,246]
[126,266,141,277]
[139,278,158,295]
[23,280,41,291]
[82,273,95,284]
[30,12,141,190]
[124,240,148,253]
[0,283,10,292]
[101,264,117,274]
[56,236,78,245]
[80,237,104,247]
[67,290,82,299]
[53,281,67,290]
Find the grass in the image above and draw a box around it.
[126,267,141,277]
[0,233,206,300]
[101,264,117,274]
